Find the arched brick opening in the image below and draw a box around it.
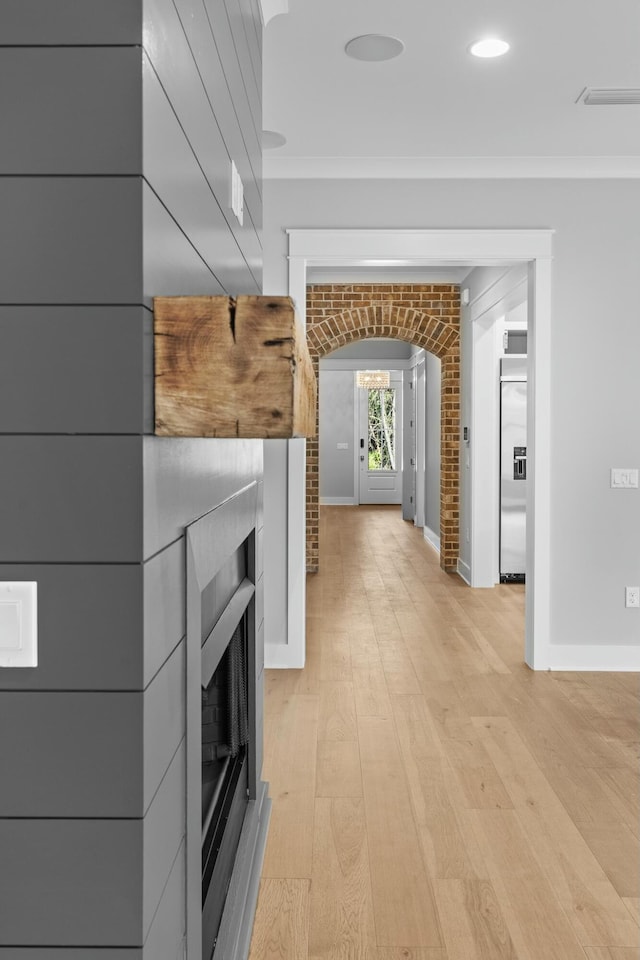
[306,294,460,574]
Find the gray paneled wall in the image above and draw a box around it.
[0,0,263,955]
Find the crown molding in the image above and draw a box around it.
[264,154,640,179]
[258,0,288,26]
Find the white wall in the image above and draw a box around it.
[319,369,355,501]
[329,340,412,361]
[264,178,640,655]
[263,439,288,646]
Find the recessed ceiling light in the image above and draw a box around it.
[469,37,510,59]
[345,34,404,62]
[262,130,287,149]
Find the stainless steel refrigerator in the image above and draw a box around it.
[500,356,527,582]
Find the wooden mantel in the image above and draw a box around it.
[154,295,317,438]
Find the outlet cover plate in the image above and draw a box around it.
[0,582,37,667]
[626,586,640,609]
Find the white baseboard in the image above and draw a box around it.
[320,496,357,506]
[423,525,440,555]
[457,558,472,585]
[264,642,305,669]
[266,616,639,674]
[529,642,640,672]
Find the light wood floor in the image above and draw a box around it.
[249,505,639,960]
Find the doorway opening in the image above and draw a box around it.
[276,228,553,672]
[317,335,444,562]
[306,294,461,573]
[359,378,402,503]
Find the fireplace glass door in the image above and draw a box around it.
[201,614,250,958]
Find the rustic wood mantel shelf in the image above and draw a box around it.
[154,295,317,438]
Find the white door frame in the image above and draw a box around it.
[414,356,426,527]
[284,228,553,670]
[401,370,415,521]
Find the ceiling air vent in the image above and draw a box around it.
[578,87,640,105]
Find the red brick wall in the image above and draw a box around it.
[306,284,461,573]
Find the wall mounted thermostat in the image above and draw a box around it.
[0,582,37,667]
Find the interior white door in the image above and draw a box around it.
[358,373,403,504]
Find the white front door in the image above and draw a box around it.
[358,373,403,504]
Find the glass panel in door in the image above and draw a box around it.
[358,383,403,504]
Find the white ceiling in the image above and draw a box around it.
[263,0,640,179]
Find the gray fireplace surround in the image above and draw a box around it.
[186,481,271,959]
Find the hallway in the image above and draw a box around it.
[249,506,639,959]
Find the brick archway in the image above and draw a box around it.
[306,287,461,574]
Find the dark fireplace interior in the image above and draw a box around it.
[200,539,253,960]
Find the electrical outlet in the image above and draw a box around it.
[625,586,640,608]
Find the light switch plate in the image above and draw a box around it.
[230,160,244,226]
[611,468,639,489]
[0,582,37,667]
